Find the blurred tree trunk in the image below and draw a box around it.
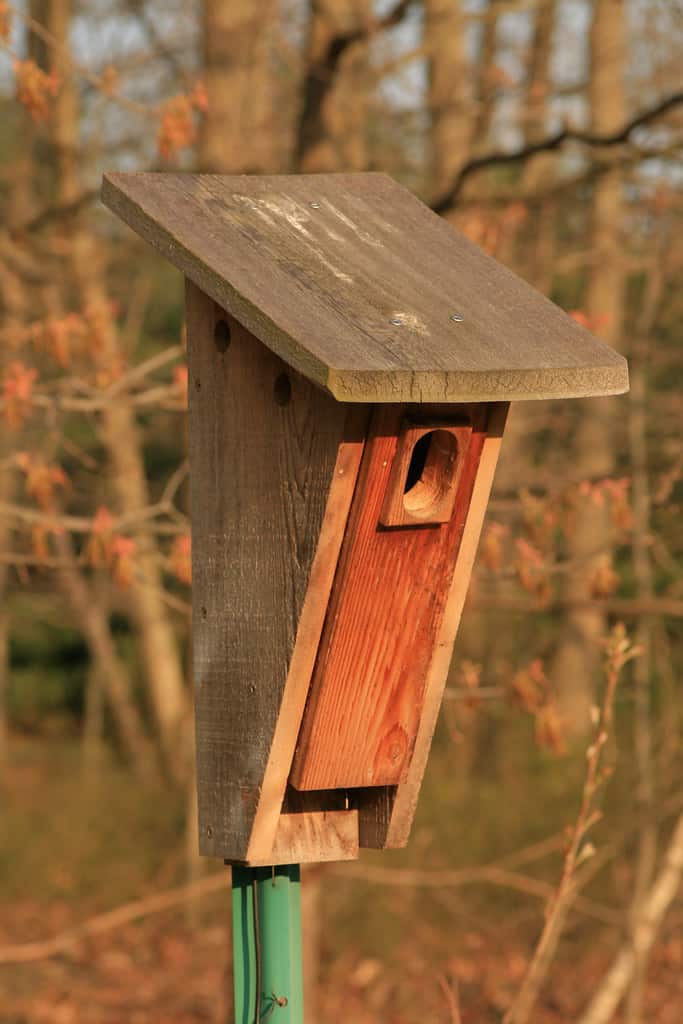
[520,0,556,292]
[55,532,159,783]
[45,0,190,778]
[336,2,373,172]
[494,0,556,497]
[624,241,666,1024]
[425,0,471,196]
[296,0,375,172]
[472,0,499,150]
[297,0,349,171]
[551,0,626,736]
[199,0,277,172]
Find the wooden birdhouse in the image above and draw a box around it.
[102,172,628,868]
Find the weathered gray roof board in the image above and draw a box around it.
[102,172,628,403]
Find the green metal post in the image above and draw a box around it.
[232,864,304,1023]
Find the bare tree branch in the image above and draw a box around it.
[432,90,683,213]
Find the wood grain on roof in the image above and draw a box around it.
[102,171,628,403]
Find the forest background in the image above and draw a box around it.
[0,0,682,1021]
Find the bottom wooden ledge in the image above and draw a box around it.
[241,809,359,867]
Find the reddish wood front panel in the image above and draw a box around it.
[290,404,487,791]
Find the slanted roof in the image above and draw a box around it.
[102,172,628,403]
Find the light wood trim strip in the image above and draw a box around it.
[245,410,368,862]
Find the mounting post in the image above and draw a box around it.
[232,864,304,1023]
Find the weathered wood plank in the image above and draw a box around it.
[186,281,352,861]
[103,172,628,403]
[260,809,359,867]
[290,404,486,792]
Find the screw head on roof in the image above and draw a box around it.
[309,201,320,209]
[449,313,464,323]
[390,317,403,326]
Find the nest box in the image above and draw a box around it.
[102,172,628,867]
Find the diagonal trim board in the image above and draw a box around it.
[102,172,628,403]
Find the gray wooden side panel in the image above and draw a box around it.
[103,172,628,403]
[186,281,348,860]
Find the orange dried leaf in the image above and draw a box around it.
[19,455,70,511]
[510,658,548,714]
[158,94,197,160]
[2,361,38,428]
[170,534,191,585]
[93,506,114,534]
[14,59,60,122]
[0,1,11,41]
[534,702,567,756]
[190,81,209,112]
[86,506,116,568]
[174,364,188,406]
[513,536,551,604]
[589,556,620,599]
[111,535,136,588]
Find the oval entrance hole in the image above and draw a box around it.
[403,429,458,520]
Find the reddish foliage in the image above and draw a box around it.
[86,509,140,588]
[2,361,38,429]
[589,554,621,599]
[570,309,610,333]
[17,453,69,513]
[514,537,551,606]
[13,59,60,122]
[169,534,191,585]
[38,313,86,367]
[157,83,208,160]
[174,364,188,407]
[0,1,11,42]
[86,506,115,569]
[111,535,136,588]
[510,659,566,756]
[579,476,633,531]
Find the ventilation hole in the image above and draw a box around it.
[274,372,292,406]
[403,430,458,520]
[214,319,231,353]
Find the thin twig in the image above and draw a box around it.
[577,809,683,1024]
[502,625,641,1024]
[0,872,228,965]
